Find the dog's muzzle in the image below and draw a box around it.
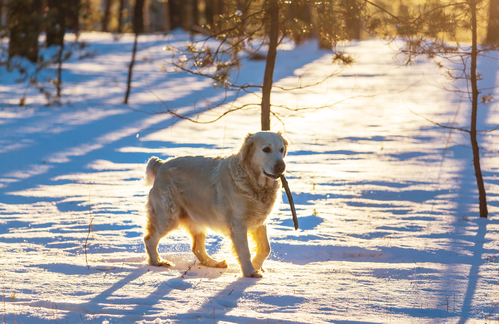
[264,170,281,180]
[264,160,286,180]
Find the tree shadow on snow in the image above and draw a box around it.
[452,53,499,324]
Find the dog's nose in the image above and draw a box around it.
[273,160,286,175]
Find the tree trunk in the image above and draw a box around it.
[181,0,193,31]
[261,0,278,131]
[102,0,113,32]
[143,0,150,32]
[83,0,92,31]
[0,0,4,30]
[470,0,488,218]
[487,0,499,44]
[217,0,224,16]
[46,0,67,47]
[124,32,138,104]
[169,0,182,30]
[67,0,81,35]
[125,0,145,103]
[118,0,125,33]
[193,0,199,28]
[55,39,65,102]
[205,0,214,26]
[163,0,171,32]
[133,0,145,33]
[7,0,42,62]
[344,0,360,39]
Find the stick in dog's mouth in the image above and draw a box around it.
[280,175,299,230]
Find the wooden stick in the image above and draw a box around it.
[280,175,299,230]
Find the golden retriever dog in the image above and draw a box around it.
[143,131,288,278]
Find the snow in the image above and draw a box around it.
[1,32,499,323]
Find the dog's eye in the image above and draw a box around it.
[263,147,271,153]
[280,147,284,153]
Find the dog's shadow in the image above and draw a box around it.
[102,252,235,280]
[163,252,237,280]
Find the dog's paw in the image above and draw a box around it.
[245,270,263,278]
[201,259,228,268]
[215,260,228,268]
[252,265,266,273]
[157,260,173,267]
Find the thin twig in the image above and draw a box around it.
[181,260,197,278]
[84,178,94,269]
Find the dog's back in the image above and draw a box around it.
[145,155,231,233]
[147,155,224,189]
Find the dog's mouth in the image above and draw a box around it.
[263,170,281,180]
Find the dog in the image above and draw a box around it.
[143,131,288,278]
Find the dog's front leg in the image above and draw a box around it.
[251,224,271,272]
[230,223,263,278]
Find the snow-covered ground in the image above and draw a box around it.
[1,32,499,323]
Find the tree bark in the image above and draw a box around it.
[102,0,113,32]
[143,0,150,32]
[169,0,182,30]
[55,38,65,101]
[83,0,92,31]
[205,0,214,26]
[68,0,81,35]
[193,0,199,28]
[470,0,488,218]
[7,0,42,62]
[261,0,278,131]
[133,0,145,33]
[125,0,145,103]
[124,32,138,104]
[163,0,171,32]
[0,0,4,30]
[487,0,499,44]
[46,0,68,47]
[180,0,193,31]
[118,0,125,33]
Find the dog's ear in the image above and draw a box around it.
[278,131,289,157]
[241,133,256,164]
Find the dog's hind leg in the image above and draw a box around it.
[187,229,228,268]
[250,224,271,272]
[144,192,178,267]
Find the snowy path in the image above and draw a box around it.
[1,34,499,323]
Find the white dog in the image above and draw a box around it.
[143,131,288,278]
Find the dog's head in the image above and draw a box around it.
[240,131,288,181]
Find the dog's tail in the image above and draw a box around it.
[144,156,164,186]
